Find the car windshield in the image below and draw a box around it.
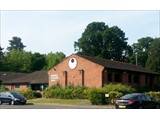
[120,94,140,100]
[11,92,24,98]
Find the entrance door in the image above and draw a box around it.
[81,70,84,86]
[64,71,68,87]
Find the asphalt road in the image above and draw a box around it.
[0,104,115,109]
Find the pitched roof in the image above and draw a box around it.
[1,71,48,84]
[0,72,27,83]
[76,54,159,75]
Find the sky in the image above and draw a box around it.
[0,10,159,55]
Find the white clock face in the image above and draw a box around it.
[68,58,77,69]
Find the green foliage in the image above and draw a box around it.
[74,22,132,61]
[19,89,35,99]
[146,38,160,73]
[129,37,154,67]
[45,52,65,70]
[0,85,8,92]
[108,91,123,104]
[103,83,135,94]
[19,89,42,99]
[0,47,4,71]
[146,91,160,102]
[4,50,33,72]
[88,88,106,105]
[7,36,26,52]
[43,85,87,99]
[31,52,46,71]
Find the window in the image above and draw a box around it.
[133,74,139,84]
[128,74,132,83]
[108,73,112,82]
[115,73,122,82]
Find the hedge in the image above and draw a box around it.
[43,85,87,99]
[88,88,107,105]
[146,91,160,102]
[0,85,9,92]
[103,83,135,94]
[18,88,42,99]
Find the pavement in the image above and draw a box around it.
[0,104,115,109]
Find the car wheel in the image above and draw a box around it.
[10,100,15,105]
[0,100,2,105]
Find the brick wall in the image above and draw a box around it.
[48,54,104,88]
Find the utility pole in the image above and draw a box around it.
[135,52,138,66]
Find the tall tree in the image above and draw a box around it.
[0,46,4,70]
[74,22,132,61]
[45,52,65,70]
[129,37,154,67]
[31,52,46,71]
[0,46,3,59]
[4,50,33,72]
[146,38,160,73]
[7,37,26,51]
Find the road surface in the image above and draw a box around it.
[0,104,115,109]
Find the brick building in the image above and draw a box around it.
[48,54,159,88]
[0,71,48,91]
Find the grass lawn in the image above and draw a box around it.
[28,98,91,105]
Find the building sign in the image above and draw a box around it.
[50,74,59,81]
[68,58,77,69]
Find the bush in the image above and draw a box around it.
[33,91,42,98]
[146,91,160,102]
[0,85,9,92]
[103,83,135,94]
[43,85,87,99]
[88,88,106,105]
[19,89,35,99]
[108,91,123,104]
[19,89,42,99]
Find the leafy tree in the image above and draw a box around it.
[45,52,65,70]
[31,52,46,71]
[129,37,154,67]
[0,46,3,59]
[146,38,160,73]
[74,22,132,61]
[4,50,33,72]
[7,36,26,51]
[0,46,4,71]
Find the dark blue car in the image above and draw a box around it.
[0,91,27,105]
[115,93,160,109]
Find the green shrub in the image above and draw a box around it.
[103,83,135,94]
[43,85,87,99]
[0,85,9,92]
[108,91,123,104]
[88,88,106,105]
[33,91,42,98]
[146,91,160,102]
[19,89,42,99]
[19,89,35,99]
[72,86,88,99]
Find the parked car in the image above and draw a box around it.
[0,91,27,105]
[115,93,160,109]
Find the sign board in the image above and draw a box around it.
[50,74,59,81]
